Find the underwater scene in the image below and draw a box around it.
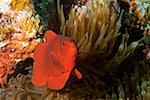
[0,0,150,99]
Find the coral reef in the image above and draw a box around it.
[0,0,149,99]
[0,0,42,86]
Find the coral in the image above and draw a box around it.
[10,0,30,10]
[0,0,43,86]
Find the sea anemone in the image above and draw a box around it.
[59,0,123,59]
[55,0,145,98]
[5,75,69,100]
[0,63,70,100]
[58,0,142,72]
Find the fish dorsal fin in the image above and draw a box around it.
[44,30,57,42]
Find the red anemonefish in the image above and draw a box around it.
[31,30,82,90]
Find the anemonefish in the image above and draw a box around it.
[31,30,82,90]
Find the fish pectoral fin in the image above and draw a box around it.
[74,68,82,79]
[44,30,57,42]
[46,52,67,75]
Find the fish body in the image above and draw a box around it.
[32,30,82,90]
